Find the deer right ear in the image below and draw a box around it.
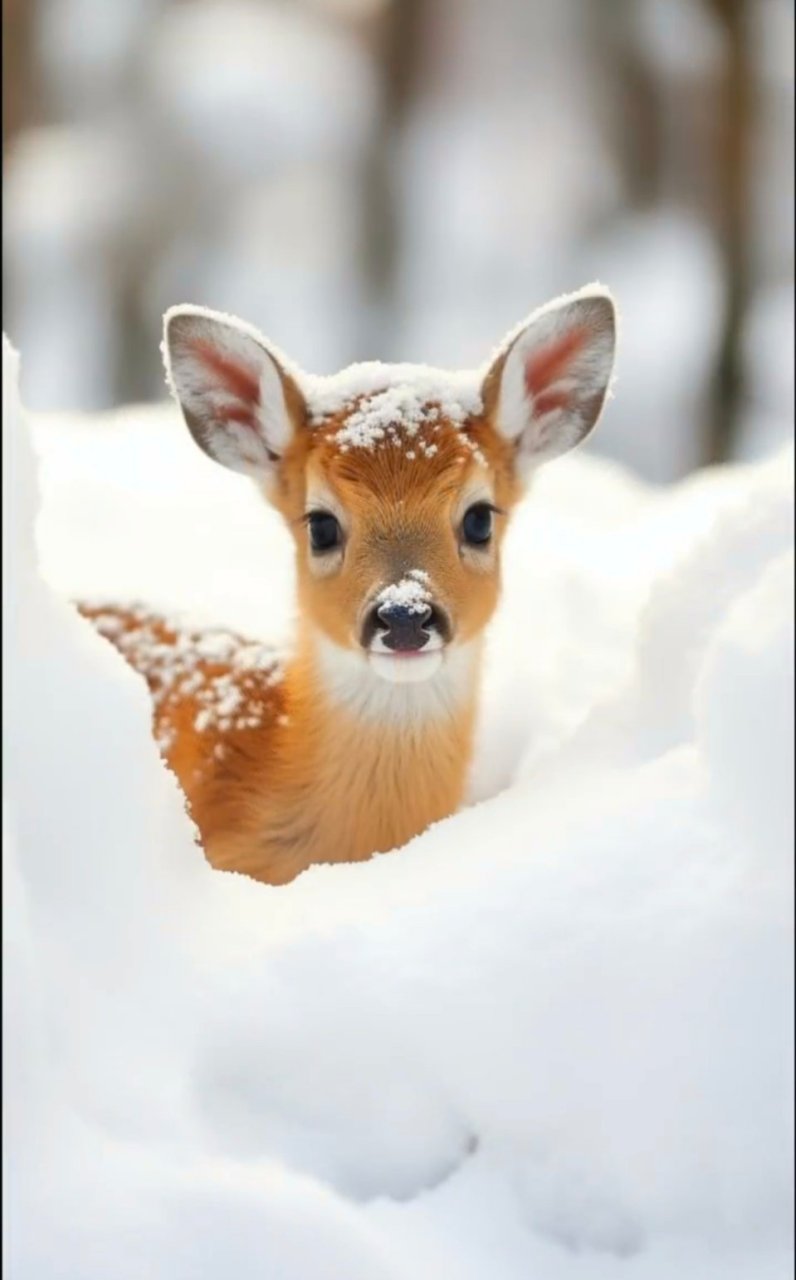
[162,306,304,477]
[484,286,617,476]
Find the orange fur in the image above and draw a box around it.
[80,600,480,884]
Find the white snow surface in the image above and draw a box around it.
[307,360,482,423]
[5,337,794,1278]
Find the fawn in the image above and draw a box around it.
[83,286,616,884]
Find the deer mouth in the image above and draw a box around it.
[366,630,445,683]
[359,580,451,683]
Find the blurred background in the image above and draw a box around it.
[2,0,793,481]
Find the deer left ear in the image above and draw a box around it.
[485,285,617,472]
[162,305,305,480]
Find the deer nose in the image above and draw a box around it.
[375,601,433,652]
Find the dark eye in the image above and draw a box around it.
[307,511,342,553]
[462,503,494,546]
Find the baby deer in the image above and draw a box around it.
[83,286,616,884]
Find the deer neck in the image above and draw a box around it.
[277,628,484,865]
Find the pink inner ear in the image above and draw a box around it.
[219,403,258,427]
[190,339,261,424]
[523,326,585,417]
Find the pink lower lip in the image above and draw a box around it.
[373,647,436,659]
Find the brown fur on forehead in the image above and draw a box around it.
[288,407,518,511]
[324,425,471,500]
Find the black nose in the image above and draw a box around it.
[375,602,433,652]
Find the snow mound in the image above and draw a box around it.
[5,337,794,1278]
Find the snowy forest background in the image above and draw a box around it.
[2,0,794,480]
[3,5,795,1279]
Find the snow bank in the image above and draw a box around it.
[3,338,403,1280]
[6,336,795,1277]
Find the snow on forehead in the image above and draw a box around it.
[304,361,483,452]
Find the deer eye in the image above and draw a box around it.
[307,511,342,553]
[461,503,494,546]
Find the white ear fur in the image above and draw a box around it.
[162,306,302,477]
[489,285,617,474]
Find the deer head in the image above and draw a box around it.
[163,287,616,706]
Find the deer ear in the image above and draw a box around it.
[485,286,616,474]
[162,306,304,477]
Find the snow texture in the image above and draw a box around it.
[376,570,432,615]
[87,606,285,749]
[5,336,795,1278]
[307,362,482,454]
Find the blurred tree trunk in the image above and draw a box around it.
[703,0,754,466]
[587,1,664,213]
[2,0,39,151]
[588,0,755,468]
[359,0,426,353]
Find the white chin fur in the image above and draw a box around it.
[314,634,478,722]
[368,650,444,684]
